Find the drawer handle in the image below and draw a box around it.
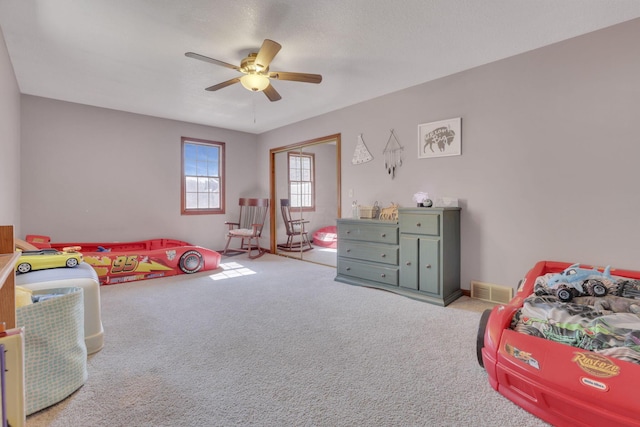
[381,233,386,237]
[406,261,411,266]
[380,254,386,258]
[346,230,351,234]
[380,273,386,278]
[416,223,421,227]
[425,264,432,269]
[346,249,351,253]
[346,267,351,271]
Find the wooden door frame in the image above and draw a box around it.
[269,133,342,254]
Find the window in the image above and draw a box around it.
[181,137,225,215]
[288,152,315,211]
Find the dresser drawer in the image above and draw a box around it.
[399,213,440,236]
[338,241,398,265]
[337,259,399,287]
[338,223,398,244]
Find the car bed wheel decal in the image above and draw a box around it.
[66,258,79,267]
[179,250,203,274]
[477,309,492,368]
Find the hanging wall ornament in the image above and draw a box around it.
[352,134,374,165]
[382,129,404,179]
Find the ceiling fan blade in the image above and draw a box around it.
[185,52,240,71]
[205,77,241,91]
[255,39,282,71]
[269,71,322,84]
[263,84,282,102]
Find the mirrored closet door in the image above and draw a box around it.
[270,134,341,267]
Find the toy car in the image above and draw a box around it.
[15,248,83,274]
[537,263,610,302]
[478,260,640,427]
[25,235,221,285]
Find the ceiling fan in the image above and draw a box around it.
[185,39,322,102]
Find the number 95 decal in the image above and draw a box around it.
[110,255,139,273]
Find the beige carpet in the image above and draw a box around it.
[26,254,547,427]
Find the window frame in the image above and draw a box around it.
[181,137,225,215]
[287,151,315,212]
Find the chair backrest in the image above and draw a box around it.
[280,199,295,235]
[238,198,269,236]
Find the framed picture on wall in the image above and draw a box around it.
[418,117,462,159]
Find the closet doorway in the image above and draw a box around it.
[269,134,341,267]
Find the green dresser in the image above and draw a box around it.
[335,207,461,306]
[335,219,400,288]
[398,207,461,306]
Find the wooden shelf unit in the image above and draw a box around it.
[0,225,18,329]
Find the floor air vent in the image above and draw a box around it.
[471,281,513,304]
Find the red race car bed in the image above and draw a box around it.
[26,234,221,285]
[477,260,640,427]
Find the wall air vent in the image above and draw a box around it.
[471,281,513,304]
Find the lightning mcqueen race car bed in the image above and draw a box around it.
[477,260,640,427]
[26,234,221,285]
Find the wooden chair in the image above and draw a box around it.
[223,198,269,259]
[278,199,313,252]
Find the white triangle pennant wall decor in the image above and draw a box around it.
[352,134,373,165]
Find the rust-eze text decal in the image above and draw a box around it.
[572,352,620,378]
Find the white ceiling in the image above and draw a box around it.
[2,1,640,134]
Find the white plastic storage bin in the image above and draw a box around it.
[16,262,104,354]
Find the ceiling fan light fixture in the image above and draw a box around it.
[240,74,270,92]
[186,39,321,102]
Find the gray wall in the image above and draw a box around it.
[0,26,21,231]
[9,19,640,291]
[258,18,640,290]
[20,96,260,250]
